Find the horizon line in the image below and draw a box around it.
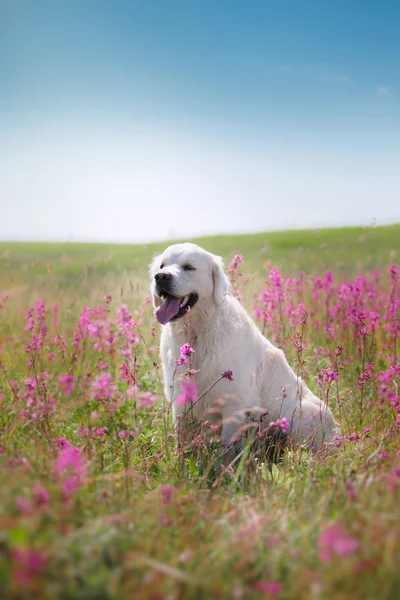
[0,221,398,248]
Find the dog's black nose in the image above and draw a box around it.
[155,272,172,284]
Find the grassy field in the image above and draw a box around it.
[0,224,399,599]
[1,222,399,281]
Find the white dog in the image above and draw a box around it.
[150,243,336,451]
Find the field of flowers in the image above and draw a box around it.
[0,227,399,599]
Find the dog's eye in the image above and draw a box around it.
[182,264,196,271]
[160,262,165,269]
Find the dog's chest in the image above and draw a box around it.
[168,333,221,383]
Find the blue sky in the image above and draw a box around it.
[1,0,399,242]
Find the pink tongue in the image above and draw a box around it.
[154,295,182,325]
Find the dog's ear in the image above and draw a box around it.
[212,255,229,306]
[149,254,163,308]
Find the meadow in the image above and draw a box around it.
[0,223,399,599]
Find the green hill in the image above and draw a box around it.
[1,223,399,287]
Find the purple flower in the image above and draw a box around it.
[180,343,195,357]
[221,369,234,381]
[175,343,195,366]
[318,367,339,390]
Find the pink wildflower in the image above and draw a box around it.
[58,374,74,395]
[96,359,109,371]
[175,343,195,366]
[318,367,338,391]
[318,523,359,562]
[139,391,157,408]
[126,385,138,399]
[54,446,85,477]
[229,254,244,272]
[16,496,31,514]
[176,378,198,405]
[252,581,281,594]
[52,436,72,450]
[33,484,50,506]
[388,466,400,491]
[119,363,136,385]
[12,548,46,587]
[116,304,139,357]
[269,417,290,434]
[10,379,19,393]
[62,476,82,495]
[77,426,90,439]
[203,420,219,431]
[358,364,374,388]
[118,430,135,438]
[160,484,175,504]
[91,372,117,403]
[181,343,195,357]
[53,446,86,497]
[92,426,108,440]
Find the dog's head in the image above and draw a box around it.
[149,243,229,325]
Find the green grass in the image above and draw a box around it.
[1,223,399,284]
[0,224,399,599]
